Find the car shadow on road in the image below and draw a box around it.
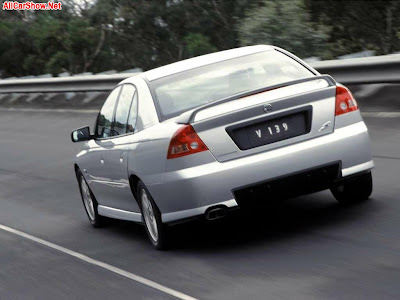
[103,191,379,252]
[169,192,379,252]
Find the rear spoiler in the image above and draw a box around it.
[176,75,336,124]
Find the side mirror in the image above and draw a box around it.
[71,126,91,142]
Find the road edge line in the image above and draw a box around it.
[0,224,197,300]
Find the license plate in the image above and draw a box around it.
[231,110,310,150]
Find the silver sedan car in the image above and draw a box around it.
[72,45,374,249]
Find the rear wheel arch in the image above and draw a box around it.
[74,164,80,179]
[129,175,162,214]
[129,174,141,203]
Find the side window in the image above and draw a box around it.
[96,86,121,138]
[114,84,137,135]
[127,91,138,133]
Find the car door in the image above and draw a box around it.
[87,85,122,206]
[100,84,140,212]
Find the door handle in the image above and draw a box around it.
[120,151,127,164]
[100,159,105,165]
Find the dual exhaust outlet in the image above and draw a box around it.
[205,206,227,221]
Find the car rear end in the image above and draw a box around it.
[143,47,373,223]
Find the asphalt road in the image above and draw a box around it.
[0,109,399,299]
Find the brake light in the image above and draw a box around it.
[335,85,358,116]
[167,125,208,159]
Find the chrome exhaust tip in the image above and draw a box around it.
[205,206,227,221]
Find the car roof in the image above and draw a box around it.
[141,45,274,82]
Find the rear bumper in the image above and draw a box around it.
[147,121,373,223]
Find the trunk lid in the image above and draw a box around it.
[188,77,337,162]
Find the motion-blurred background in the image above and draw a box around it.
[1,0,399,78]
[1,2,400,299]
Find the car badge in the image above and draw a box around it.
[263,104,273,113]
[319,121,331,132]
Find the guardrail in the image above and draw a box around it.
[1,54,400,94]
[0,73,138,93]
[310,54,400,85]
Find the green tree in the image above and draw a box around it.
[184,33,217,57]
[0,10,35,77]
[306,0,400,58]
[3,0,400,78]
[238,0,329,58]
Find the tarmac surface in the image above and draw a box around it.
[0,109,399,299]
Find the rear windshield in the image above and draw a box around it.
[149,50,314,120]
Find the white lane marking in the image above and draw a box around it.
[0,224,197,300]
[0,107,98,113]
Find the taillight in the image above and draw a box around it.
[167,125,208,159]
[335,85,358,116]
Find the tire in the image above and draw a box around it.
[331,172,373,204]
[77,170,105,227]
[137,181,169,250]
